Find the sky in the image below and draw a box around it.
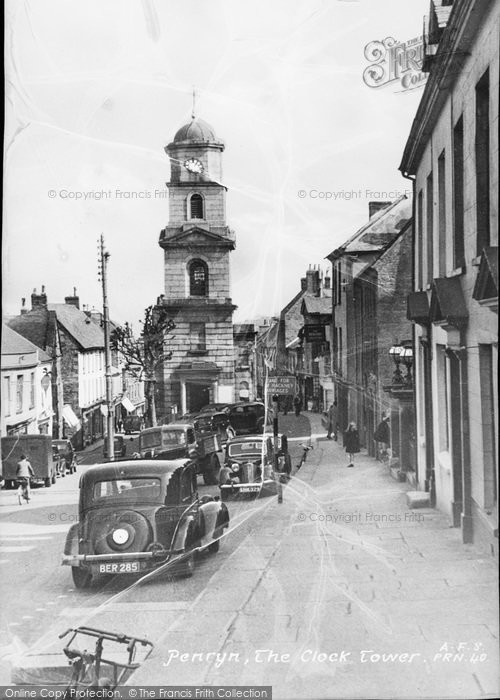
[3,0,429,326]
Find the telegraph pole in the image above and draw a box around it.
[99,235,114,461]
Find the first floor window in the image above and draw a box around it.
[4,376,11,416]
[30,372,35,409]
[16,375,24,413]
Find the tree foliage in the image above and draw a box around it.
[110,305,175,426]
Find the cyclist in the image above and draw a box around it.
[16,454,35,504]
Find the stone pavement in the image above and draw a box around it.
[130,412,499,699]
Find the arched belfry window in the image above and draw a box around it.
[190,193,204,219]
[189,259,208,296]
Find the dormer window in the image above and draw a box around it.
[189,259,208,296]
[190,193,204,219]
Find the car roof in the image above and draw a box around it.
[141,423,192,433]
[227,435,266,444]
[82,459,192,481]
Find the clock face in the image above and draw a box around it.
[184,158,204,174]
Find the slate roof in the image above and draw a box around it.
[48,304,105,350]
[326,196,412,259]
[7,308,54,352]
[1,324,51,363]
[301,297,331,315]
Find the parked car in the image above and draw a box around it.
[103,435,127,459]
[198,403,233,414]
[62,459,230,589]
[139,423,221,485]
[194,411,231,443]
[122,415,144,434]
[52,439,77,476]
[219,434,291,500]
[227,402,272,435]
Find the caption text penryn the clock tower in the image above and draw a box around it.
[156,114,237,416]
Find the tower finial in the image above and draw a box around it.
[191,86,196,120]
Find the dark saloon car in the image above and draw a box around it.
[227,402,272,435]
[62,460,229,589]
[219,435,291,500]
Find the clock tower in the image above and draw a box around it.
[157,116,236,416]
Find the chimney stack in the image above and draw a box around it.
[64,287,80,309]
[31,286,48,310]
[368,201,391,219]
[305,266,321,296]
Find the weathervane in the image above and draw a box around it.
[191,86,196,120]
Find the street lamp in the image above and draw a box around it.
[41,369,51,392]
[389,342,404,384]
[400,342,414,386]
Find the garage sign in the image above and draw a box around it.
[267,376,296,394]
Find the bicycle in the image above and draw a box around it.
[59,626,153,690]
[17,477,31,505]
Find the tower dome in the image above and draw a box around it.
[173,118,220,144]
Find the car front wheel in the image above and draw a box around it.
[72,566,92,589]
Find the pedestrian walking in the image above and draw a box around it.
[374,415,391,461]
[344,422,360,467]
[326,401,338,440]
[293,393,302,416]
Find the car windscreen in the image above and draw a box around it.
[228,441,264,457]
[91,477,161,504]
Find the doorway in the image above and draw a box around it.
[187,383,210,413]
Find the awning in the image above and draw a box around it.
[407,291,430,324]
[430,277,468,328]
[121,396,136,413]
[63,405,80,429]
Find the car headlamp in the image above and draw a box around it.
[112,528,129,545]
[230,462,240,472]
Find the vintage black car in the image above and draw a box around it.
[219,435,291,500]
[227,402,272,435]
[62,460,229,589]
[139,424,220,484]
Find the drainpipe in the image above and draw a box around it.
[458,338,473,544]
[401,171,419,488]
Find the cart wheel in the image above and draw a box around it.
[72,566,92,589]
